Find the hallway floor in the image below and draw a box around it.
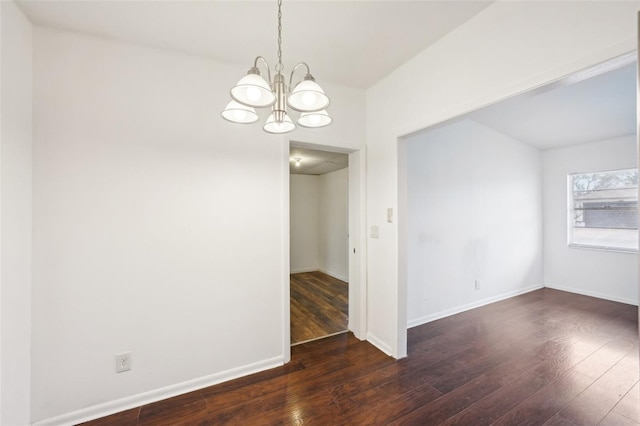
[290,271,348,344]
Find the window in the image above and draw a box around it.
[568,168,638,252]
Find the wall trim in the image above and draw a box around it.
[290,267,319,274]
[290,268,349,283]
[32,356,284,426]
[407,284,544,329]
[545,283,639,306]
[319,268,349,283]
[366,332,393,357]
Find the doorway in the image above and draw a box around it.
[289,146,349,344]
[399,52,638,336]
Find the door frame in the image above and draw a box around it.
[284,141,366,359]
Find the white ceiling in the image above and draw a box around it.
[289,147,347,175]
[467,61,637,150]
[16,0,494,89]
[16,1,635,150]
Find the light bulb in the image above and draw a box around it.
[221,100,258,124]
[308,114,321,126]
[263,112,295,134]
[246,86,261,102]
[233,109,247,122]
[302,91,317,106]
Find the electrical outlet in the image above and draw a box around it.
[475,279,480,290]
[116,352,132,373]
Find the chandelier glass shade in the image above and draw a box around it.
[222,0,331,134]
[221,100,259,124]
[230,72,276,108]
[298,110,332,128]
[287,78,330,112]
[264,111,296,134]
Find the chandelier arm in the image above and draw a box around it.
[288,62,311,87]
[253,56,273,85]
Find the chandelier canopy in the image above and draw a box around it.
[221,0,332,134]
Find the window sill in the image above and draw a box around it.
[568,243,638,254]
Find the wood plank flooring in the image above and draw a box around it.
[81,288,639,425]
[290,271,348,344]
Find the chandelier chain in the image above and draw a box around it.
[276,0,283,72]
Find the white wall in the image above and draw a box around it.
[290,169,349,282]
[406,119,543,326]
[0,2,33,424]
[543,135,638,305]
[31,27,274,424]
[366,0,639,358]
[293,86,365,152]
[319,168,349,281]
[290,175,320,273]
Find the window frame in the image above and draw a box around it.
[567,167,639,254]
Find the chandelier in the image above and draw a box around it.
[221,0,332,134]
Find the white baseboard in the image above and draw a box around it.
[290,268,349,283]
[407,284,544,329]
[33,356,285,426]
[290,267,319,274]
[366,332,394,357]
[545,283,639,306]
[319,268,348,283]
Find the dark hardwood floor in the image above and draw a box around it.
[81,288,639,425]
[290,271,348,344]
